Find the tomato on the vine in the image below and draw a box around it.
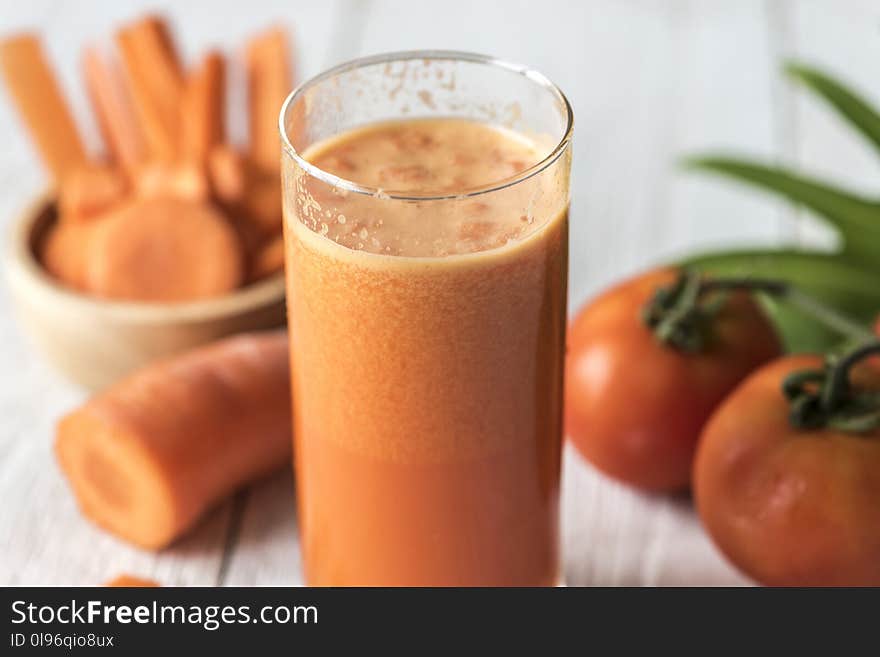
[565,267,781,491]
[695,352,880,586]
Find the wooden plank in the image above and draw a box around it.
[562,447,749,586]
[219,471,302,586]
[661,0,790,260]
[0,0,341,587]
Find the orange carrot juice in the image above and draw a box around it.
[282,55,572,586]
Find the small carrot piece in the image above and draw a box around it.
[116,15,184,161]
[249,234,285,282]
[181,51,226,165]
[240,171,283,236]
[245,27,293,174]
[85,197,243,302]
[40,220,99,291]
[0,34,88,182]
[82,46,145,172]
[207,145,280,252]
[207,143,247,206]
[56,331,292,550]
[105,575,159,587]
[58,163,128,223]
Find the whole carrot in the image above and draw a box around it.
[56,331,291,549]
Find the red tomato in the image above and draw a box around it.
[565,268,781,491]
[694,355,880,586]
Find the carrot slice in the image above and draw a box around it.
[0,34,88,182]
[134,160,210,202]
[40,220,99,291]
[115,15,184,161]
[181,51,226,165]
[82,46,144,172]
[57,331,291,550]
[85,197,243,302]
[245,27,293,174]
[58,163,128,223]
[249,234,285,282]
[105,575,159,587]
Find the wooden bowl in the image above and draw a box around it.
[5,193,286,390]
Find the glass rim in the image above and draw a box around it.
[279,49,574,202]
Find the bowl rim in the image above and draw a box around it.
[6,191,286,324]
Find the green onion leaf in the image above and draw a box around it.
[785,62,880,156]
[682,157,880,263]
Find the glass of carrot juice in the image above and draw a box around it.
[280,51,572,586]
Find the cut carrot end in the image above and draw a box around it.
[56,409,179,550]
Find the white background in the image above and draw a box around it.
[1,0,878,585]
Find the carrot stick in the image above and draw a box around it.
[85,197,243,302]
[57,331,291,550]
[115,15,184,161]
[58,163,128,223]
[249,234,285,282]
[81,46,144,172]
[55,331,291,549]
[181,51,226,165]
[245,27,292,174]
[0,34,88,182]
[207,144,246,205]
[105,575,159,587]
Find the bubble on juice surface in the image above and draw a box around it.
[296,118,560,256]
[458,221,496,242]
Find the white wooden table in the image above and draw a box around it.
[1,0,877,586]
